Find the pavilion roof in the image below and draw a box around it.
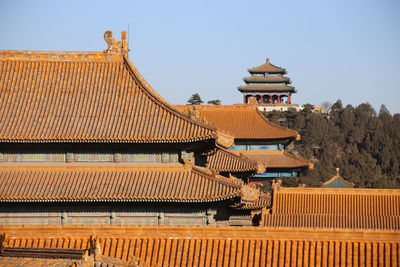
[243,75,290,83]
[262,181,400,230]
[238,84,295,92]
[0,34,233,146]
[236,150,312,169]
[174,105,299,141]
[322,169,355,188]
[1,226,399,267]
[0,164,246,203]
[248,58,287,74]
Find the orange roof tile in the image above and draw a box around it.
[263,184,400,230]
[0,234,135,266]
[0,257,81,267]
[0,164,243,203]
[0,50,221,144]
[2,226,399,267]
[248,59,287,74]
[207,146,262,173]
[237,150,312,169]
[174,105,299,140]
[238,84,295,92]
[243,75,291,83]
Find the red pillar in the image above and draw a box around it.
[243,94,247,104]
[288,94,291,104]
[277,95,281,104]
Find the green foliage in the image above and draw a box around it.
[207,99,222,105]
[187,93,204,105]
[262,100,400,189]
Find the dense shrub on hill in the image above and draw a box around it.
[262,100,400,189]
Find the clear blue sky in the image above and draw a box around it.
[1,0,399,113]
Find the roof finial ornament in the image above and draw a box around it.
[336,168,340,176]
[104,30,129,57]
[266,58,270,63]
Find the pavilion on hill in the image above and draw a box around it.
[238,58,296,105]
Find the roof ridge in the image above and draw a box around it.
[322,174,355,187]
[122,56,217,134]
[277,187,400,195]
[216,145,258,165]
[253,107,299,137]
[0,50,121,62]
[191,164,243,188]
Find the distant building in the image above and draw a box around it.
[322,168,355,188]
[175,105,312,183]
[238,58,302,112]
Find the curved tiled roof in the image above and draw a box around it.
[263,185,400,230]
[322,174,354,188]
[0,50,219,144]
[237,150,311,169]
[0,164,243,203]
[2,226,399,267]
[0,257,81,267]
[243,75,290,83]
[207,147,260,173]
[248,59,286,74]
[238,84,295,92]
[174,105,299,140]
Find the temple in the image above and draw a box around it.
[175,105,312,183]
[238,58,302,112]
[0,31,266,227]
[239,58,295,104]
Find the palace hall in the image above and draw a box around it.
[0,31,399,266]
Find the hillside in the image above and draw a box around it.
[262,100,400,189]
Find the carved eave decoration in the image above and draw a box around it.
[240,184,260,203]
[256,161,266,175]
[104,30,130,57]
[272,179,282,192]
[215,132,235,149]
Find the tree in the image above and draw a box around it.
[321,101,332,113]
[207,99,221,105]
[379,104,390,117]
[260,99,400,190]
[187,93,204,105]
